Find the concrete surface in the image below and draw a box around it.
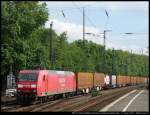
[100,89,149,112]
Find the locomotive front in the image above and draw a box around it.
[17,70,39,104]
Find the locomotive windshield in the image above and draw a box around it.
[19,73,38,81]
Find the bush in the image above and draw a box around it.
[91,89,99,97]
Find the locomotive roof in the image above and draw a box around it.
[47,70,74,76]
[19,70,40,74]
[19,70,74,76]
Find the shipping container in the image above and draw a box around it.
[140,77,143,84]
[131,76,134,85]
[133,76,137,85]
[93,73,105,90]
[146,77,149,84]
[76,72,93,93]
[136,77,139,84]
[123,76,126,86]
[141,77,145,84]
[111,75,117,88]
[138,77,141,84]
[126,76,131,85]
[137,77,141,84]
[116,76,126,87]
[130,76,133,85]
[139,77,142,84]
[104,74,110,87]
[144,77,147,83]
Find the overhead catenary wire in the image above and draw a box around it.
[104,9,110,30]
[49,5,110,30]
[48,7,88,11]
[109,33,148,35]
[49,2,111,36]
[72,2,97,29]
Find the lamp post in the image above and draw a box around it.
[124,33,134,75]
[50,21,53,69]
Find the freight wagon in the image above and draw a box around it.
[133,76,137,85]
[144,77,147,84]
[76,72,93,93]
[110,75,117,88]
[137,77,141,85]
[104,74,110,89]
[139,77,143,84]
[105,75,117,88]
[126,76,131,86]
[142,77,145,84]
[93,73,105,90]
[130,76,134,85]
[137,77,139,84]
[116,76,126,87]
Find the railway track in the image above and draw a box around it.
[2,84,146,112]
[30,95,86,112]
[2,94,87,112]
[40,94,91,112]
[72,88,133,111]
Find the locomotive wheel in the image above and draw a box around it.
[24,95,26,104]
[45,96,47,102]
[68,93,71,97]
[43,96,47,102]
[21,95,24,104]
[53,95,56,100]
[17,95,21,104]
[24,95,28,104]
[70,92,73,97]
[42,97,44,103]
[62,93,66,98]
[64,93,68,98]
[40,97,43,103]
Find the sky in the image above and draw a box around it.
[40,1,148,55]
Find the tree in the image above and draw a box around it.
[1,1,48,78]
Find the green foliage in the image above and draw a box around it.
[91,89,99,97]
[1,1,48,77]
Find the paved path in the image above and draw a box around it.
[100,89,149,112]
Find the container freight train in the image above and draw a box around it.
[16,70,148,104]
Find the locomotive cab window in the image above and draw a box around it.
[19,73,38,81]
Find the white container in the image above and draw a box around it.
[111,75,116,88]
[105,74,110,85]
[144,77,147,83]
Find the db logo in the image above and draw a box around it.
[59,78,65,83]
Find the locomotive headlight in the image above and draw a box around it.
[18,84,23,88]
[31,84,36,88]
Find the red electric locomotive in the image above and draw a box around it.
[17,70,76,104]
